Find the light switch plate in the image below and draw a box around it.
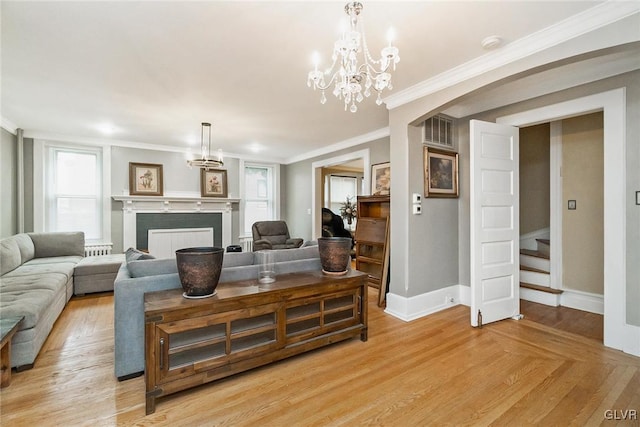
[412,193,422,204]
[636,191,640,205]
[568,200,576,210]
[412,204,422,215]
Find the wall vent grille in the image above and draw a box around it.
[423,114,456,150]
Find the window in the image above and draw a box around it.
[327,175,357,228]
[242,162,278,235]
[42,145,110,242]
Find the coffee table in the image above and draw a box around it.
[1,316,24,387]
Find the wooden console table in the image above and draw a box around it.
[144,270,367,414]
[1,316,24,388]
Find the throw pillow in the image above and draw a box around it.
[125,247,156,263]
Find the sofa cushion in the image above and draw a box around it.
[125,247,156,263]
[3,261,77,281]
[75,254,125,276]
[127,258,177,278]
[255,246,320,264]
[222,252,254,268]
[22,256,83,266]
[13,233,35,263]
[0,274,69,330]
[1,237,22,275]
[29,232,85,258]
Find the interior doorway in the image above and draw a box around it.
[518,113,605,342]
[495,88,627,354]
[311,149,370,240]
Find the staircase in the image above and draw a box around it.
[520,239,562,306]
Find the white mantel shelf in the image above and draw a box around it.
[112,195,239,250]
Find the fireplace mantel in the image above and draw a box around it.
[112,195,240,250]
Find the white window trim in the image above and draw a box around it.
[33,140,111,244]
[239,160,280,238]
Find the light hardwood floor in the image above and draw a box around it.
[1,289,638,426]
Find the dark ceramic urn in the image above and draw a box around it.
[175,247,224,298]
[318,237,352,275]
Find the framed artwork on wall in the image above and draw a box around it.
[129,162,163,196]
[423,147,459,198]
[371,162,390,195]
[201,169,228,198]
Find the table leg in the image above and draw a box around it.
[0,341,12,388]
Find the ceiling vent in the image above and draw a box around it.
[423,114,456,150]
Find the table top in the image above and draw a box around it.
[0,316,24,345]
[144,269,366,316]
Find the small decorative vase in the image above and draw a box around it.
[318,237,352,275]
[176,247,224,299]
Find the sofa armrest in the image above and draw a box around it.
[253,239,273,251]
[286,238,304,248]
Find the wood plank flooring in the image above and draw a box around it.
[1,289,638,426]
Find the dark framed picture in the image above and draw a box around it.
[371,162,390,196]
[129,162,163,196]
[201,169,228,198]
[424,147,458,198]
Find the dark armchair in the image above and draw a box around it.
[251,221,304,251]
[321,208,352,239]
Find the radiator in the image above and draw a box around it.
[84,243,113,257]
[239,237,253,252]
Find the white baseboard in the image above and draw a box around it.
[560,289,604,315]
[623,324,640,357]
[385,284,465,322]
[520,287,561,307]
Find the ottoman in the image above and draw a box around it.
[74,254,126,295]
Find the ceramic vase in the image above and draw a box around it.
[318,237,352,275]
[176,247,224,298]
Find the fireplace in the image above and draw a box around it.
[112,195,240,253]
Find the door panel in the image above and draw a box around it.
[470,120,520,327]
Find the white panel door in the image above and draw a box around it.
[470,120,520,327]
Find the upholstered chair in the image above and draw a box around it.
[251,221,304,251]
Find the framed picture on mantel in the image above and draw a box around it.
[201,169,228,198]
[129,162,163,196]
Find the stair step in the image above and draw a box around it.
[520,282,562,294]
[520,265,548,274]
[520,249,549,260]
[535,238,550,257]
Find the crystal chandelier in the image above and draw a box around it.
[187,122,224,170]
[307,1,400,113]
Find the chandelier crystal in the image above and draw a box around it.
[307,1,400,112]
[187,122,224,170]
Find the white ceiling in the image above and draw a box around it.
[1,1,621,163]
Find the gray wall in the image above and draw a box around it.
[457,70,640,326]
[110,146,241,253]
[1,128,17,238]
[283,137,389,241]
[562,112,604,295]
[520,123,550,235]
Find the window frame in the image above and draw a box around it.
[34,140,111,244]
[239,160,280,237]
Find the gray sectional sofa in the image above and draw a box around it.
[0,232,85,368]
[113,244,322,380]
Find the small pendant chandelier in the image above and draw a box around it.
[307,1,400,112]
[187,122,224,170]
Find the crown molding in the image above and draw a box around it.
[22,130,287,164]
[384,1,640,110]
[1,117,18,134]
[284,127,389,165]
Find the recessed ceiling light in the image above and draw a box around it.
[481,35,503,50]
[96,123,118,135]
[249,143,261,153]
